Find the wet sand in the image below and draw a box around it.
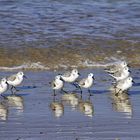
[0,68,140,140]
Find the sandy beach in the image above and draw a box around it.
[0,68,139,140]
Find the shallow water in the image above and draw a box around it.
[0,68,140,140]
[0,0,140,69]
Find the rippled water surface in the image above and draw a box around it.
[0,0,139,70]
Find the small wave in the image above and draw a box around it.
[79,59,108,67]
[0,59,133,71]
[78,58,126,68]
[0,62,49,71]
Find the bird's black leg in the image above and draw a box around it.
[87,93,91,101]
[115,89,121,96]
[79,87,82,97]
[72,82,78,88]
[10,86,14,94]
[88,89,92,96]
[61,88,68,94]
[80,91,83,99]
[53,90,56,96]
[72,84,82,96]
[1,94,7,100]
[53,94,56,102]
[11,86,19,94]
[14,86,19,92]
[115,87,116,93]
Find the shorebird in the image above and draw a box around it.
[61,69,80,87]
[114,76,134,95]
[109,66,130,81]
[51,75,66,96]
[76,73,95,96]
[105,61,128,74]
[0,78,9,98]
[7,71,27,94]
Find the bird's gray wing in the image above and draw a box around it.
[115,79,126,88]
[110,71,122,77]
[62,71,71,77]
[79,78,86,86]
[105,62,124,72]
[104,65,118,73]
[7,74,16,81]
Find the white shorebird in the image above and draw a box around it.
[114,76,134,95]
[77,73,95,95]
[105,61,128,74]
[7,71,27,94]
[61,69,80,87]
[0,78,9,98]
[51,75,65,96]
[109,66,130,81]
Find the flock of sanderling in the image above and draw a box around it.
[51,60,134,97]
[0,61,134,99]
[51,69,95,96]
[105,61,134,96]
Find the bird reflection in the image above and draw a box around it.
[50,95,64,118]
[110,91,132,118]
[0,101,8,121]
[6,95,24,114]
[78,95,94,117]
[61,93,79,109]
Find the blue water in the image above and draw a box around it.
[0,0,139,69]
[0,0,139,48]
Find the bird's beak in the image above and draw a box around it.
[6,81,10,90]
[92,76,95,80]
[6,81,9,85]
[78,72,81,76]
[60,77,64,82]
[23,75,27,79]
[132,80,135,83]
[128,70,131,73]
